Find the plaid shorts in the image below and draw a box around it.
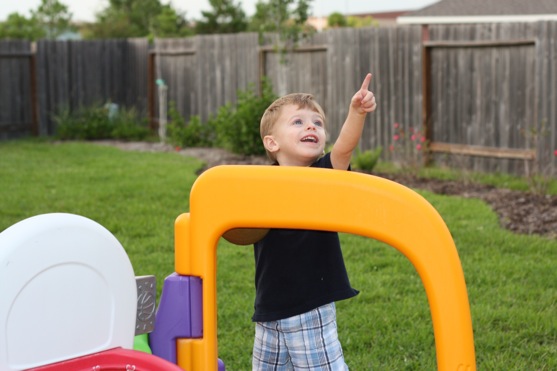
[252,303,349,370]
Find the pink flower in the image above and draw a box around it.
[394,122,399,128]
[411,134,417,141]
[389,144,394,152]
[554,149,557,156]
[416,144,422,151]
[393,134,400,141]
[420,136,426,142]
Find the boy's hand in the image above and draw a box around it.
[351,73,376,115]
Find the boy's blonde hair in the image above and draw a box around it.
[260,93,327,162]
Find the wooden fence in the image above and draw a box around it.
[0,40,35,139]
[35,38,149,135]
[426,22,557,175]
[1,21,556,176]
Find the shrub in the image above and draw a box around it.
[352,146,382,172]
[212,78,278,156]
[166,102,214,148]
[389,122,427,174]
[521,119,557,195]
[55,103,150,141]
[110,107,150,141]
[55,105,112,140]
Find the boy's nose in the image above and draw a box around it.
[306,123,316,130]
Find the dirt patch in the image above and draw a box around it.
[95,140,557,239]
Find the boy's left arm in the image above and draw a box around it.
[222,228,269,245]
[331,73,376,170]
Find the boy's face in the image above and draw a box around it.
[263,104,326,166]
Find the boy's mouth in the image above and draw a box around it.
[301,135,319,143]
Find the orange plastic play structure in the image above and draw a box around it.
[174,165,476,371]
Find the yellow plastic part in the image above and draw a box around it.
[175,165,476,371]
[176,339,205,371]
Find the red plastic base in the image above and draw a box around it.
[27,348,184,371]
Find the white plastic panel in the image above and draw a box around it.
[0,213,137,371]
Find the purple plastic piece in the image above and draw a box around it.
[190,276,203,337]
[149,273,203,363]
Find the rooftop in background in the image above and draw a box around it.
[398,0,557,24]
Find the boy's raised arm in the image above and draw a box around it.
[331,73,376,170]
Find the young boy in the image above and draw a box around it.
[250,73,376,370]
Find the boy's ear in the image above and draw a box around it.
[263,135,279,153]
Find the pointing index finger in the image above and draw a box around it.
[360,73,372,91]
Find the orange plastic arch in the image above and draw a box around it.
[174,165,476,371]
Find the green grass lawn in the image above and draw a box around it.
[1,140,555,370]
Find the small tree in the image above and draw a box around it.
[327,12,347,28]
[91,0,153,38]
[0,13,45,40]
[195,0,248,34]
[152,5,193,37]
[347,15,378,28]
[32,0,73,39]
[248,0,314,50]
[87,0,189,38]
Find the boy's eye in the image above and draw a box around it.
[293,119,303,125]
[314,120,323,127]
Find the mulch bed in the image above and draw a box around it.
[377,173,557,239]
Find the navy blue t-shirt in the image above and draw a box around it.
[252,153,359,322]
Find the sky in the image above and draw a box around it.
[0,0,440,22]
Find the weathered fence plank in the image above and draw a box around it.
[154,38,197,122]
[0,41,34,139]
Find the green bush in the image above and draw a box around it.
[110,107,150,140]
[166,102,215,148]
[351,146,382,172]
[54,103,150,141]
[212,78,278,156]
[55,105,112,140]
